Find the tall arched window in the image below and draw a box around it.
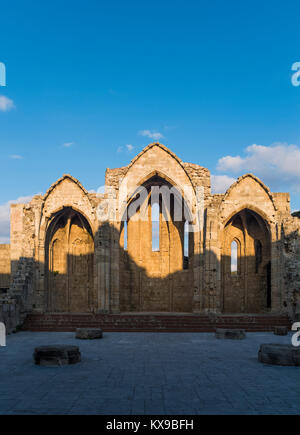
[231,240,238,274]
[183,220,189,269]
[255,239,262,273]
[151,202,160,252]
[123,221,128,251]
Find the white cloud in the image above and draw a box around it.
[0,195,34,243]
[138,130,164,141]
[9,154,23,160]
[126,144,134,152]
[117,144,135,153]
[0,96,14,112]
[62,142,73,148]
[211,175,236,193]
[217,155,245,172]
[217,143,300,193]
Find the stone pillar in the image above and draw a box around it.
[96,222,112,313]
[110,221,120,313]
[10,204,24,279]
[270,223,281,313]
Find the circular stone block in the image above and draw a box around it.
[273,326,288,336]
[215,328,246,340]
[258,344,300,366]
[34,345,81,366]
[75,328,103,340]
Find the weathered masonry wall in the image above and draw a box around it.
[0,244,10,291]
[281,215,300,320]
[0,142,300,330]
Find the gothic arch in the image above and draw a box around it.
[222,204,272,232]
[221,208,271,313]
[119,173,194,312]
[45,207,95,313]
[220,174,277,227]
[39,174,96,242]
[222,173,276,209]
[118,143,197,224]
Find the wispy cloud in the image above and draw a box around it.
[9,154,23,160]
[0,195,34,243]
[126,144,134,152]
[216,142,300,193]
[62,142,74,148]
[138,130,164,141]
[117,144,135,153]
[0,95,14,112]
[211,175,236,193]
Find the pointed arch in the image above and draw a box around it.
[222,173,276,209]
[118,143,197,224]
[221,208,271,313]
[119,172,194,313]
[127,142,185,172]
[45,207,94,313]
[220,174,277,229]
[222,204,271,235]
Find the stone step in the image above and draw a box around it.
[22,313,292,332]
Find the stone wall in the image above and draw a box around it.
[1,142,300,326]
[0,244,10,290]
[281,215,300,319]
[0,295,25,334]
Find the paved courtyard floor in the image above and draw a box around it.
[0,331,300,415]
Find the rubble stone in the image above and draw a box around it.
[273,326,288,336]
[34,345,81,366]
[76,328,103,339]
[258,344,300,366]
[215,328,246,339]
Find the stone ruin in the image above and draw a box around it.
[0,142,300,332]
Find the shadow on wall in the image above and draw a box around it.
[40,201,277,314]
[1,202,299,333]
[0,223,292,328]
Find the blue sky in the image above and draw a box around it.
[0,0,300,240]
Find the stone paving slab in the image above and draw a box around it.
[0,331,300,415]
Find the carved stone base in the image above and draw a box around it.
[34,345,81,366]
[273,326,288,336]
[75,328,103,339]
[215,328,246,340]
[258,344,300,366]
